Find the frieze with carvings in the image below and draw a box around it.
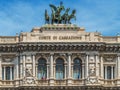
[2,54,16,62]
[0,43,119,53]
[103,55,116,62]
[89,64,96,76]
[54,53,67,62]
[87,77,98,84]
[36,53,49,61]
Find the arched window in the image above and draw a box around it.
[38,58,47,80]
[56,58,64,79]
[73,58,82,79]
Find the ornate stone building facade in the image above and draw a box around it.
[0,24,120,90]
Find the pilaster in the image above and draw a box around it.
[100,56,103,79]
[67,53,72,86]
[49,53,54,86]
[0,55,2,80]
[32,54,36,77]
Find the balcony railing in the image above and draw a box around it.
[101,79,116,86]
[1,80,15,87]
[37,79,49,86]
[55,80,67,86]
[72,79,85,85]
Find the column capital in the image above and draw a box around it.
[31,53,36,56]
[10,66,12,68]
[85,53,89,56]
[67,53,72,56]
[117,54,120,57]
[50,53,54,56]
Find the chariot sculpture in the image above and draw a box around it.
[45,2,76,24]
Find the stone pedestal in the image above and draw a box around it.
[50,79,54,86]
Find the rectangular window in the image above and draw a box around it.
[104,66,114,80]
[2,66,14,80]
[6,67,10,80]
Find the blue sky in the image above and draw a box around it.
[0,0,120,36]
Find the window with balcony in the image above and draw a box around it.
[37,58,47,80]
[73,58,82,79]
[104,66,115,80]
[56,58,64,79]
[2,66,14,80]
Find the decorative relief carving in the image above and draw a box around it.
[89,56,95,63]
[23,77,36,84]
[87,77,98,84]
[103,54,116,62]
[36,53,49,61]
[26,56,32,63]
[2,54,15,62]
[25,64,33,77]
[89,64,96,76]
[88,56,96,76]
[22,63,37,85]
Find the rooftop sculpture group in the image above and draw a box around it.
[45,2,76,24]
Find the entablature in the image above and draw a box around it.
[0,42,119,53]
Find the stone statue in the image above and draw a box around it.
[45,2,76,24]
[26,67,32,77]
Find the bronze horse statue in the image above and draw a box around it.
[45,2,76,24]
[45,9,50,24]
[49,2,65,24]
[61,8,70,24]
[67,9,76,24]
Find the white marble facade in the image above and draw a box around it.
[0,24,120,89]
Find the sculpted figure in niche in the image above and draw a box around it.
[26,67,32,77]
[89,67,95,76]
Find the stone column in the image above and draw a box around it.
[53,65,55,79]
[71,65,73,78]
[82,64,85,79]
[10,66,12,80]
[47,64,49,79]
[64,64,67,79]
[117,55,120,78]
[36,65,38,77]
[68,54,71,79]
[86,54,89,78]
[95,54,99,77]
[20,55,23,79]
[111,66,113,79]
[50,53,54,86]
[32,54,35,77]
[117,55,120,85]
[67,53,72,85]
[16,56,19,79]
[23,55,26,77]
[20,64,23,79]
[4,66,6,80]
[0,55,2,80]
[100,56,103,78]
[105,66,107,80]
[50,54,54,79]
